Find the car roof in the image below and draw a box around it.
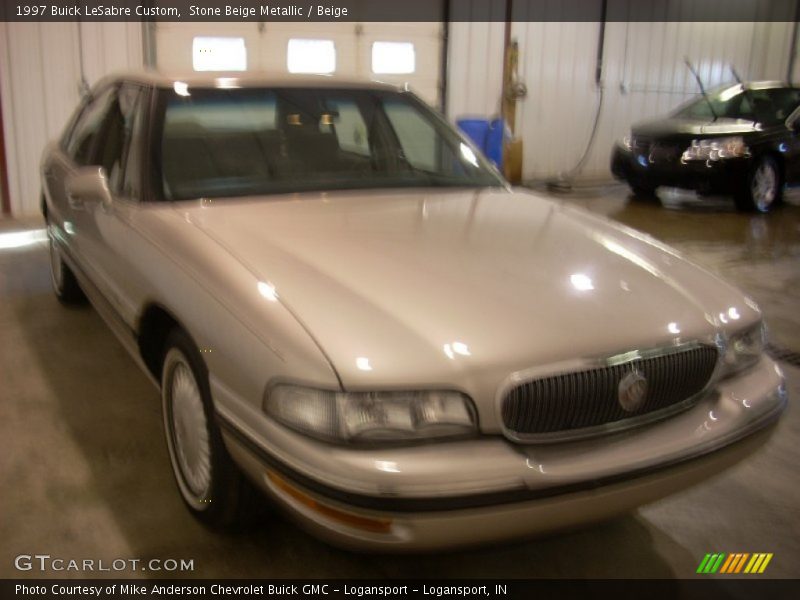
[715,80,795,93]
[744,80,795,90]
[97,70,404,92]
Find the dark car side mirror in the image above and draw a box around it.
[786,106,800,133]
[65,166,112,208]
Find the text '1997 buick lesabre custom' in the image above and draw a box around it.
[41,72,787,550]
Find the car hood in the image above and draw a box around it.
[178,188,758,401]
[632,116,759,139]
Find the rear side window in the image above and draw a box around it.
[65,87,115,166]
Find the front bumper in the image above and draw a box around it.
[215,357,786,550]
[611,143,750,194]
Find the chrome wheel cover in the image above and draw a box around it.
[752,161,777,212]
[164,351,212,504]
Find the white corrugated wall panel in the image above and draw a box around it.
[79,22,143,86]
[508,18,798,182]
[155,22,442,105]
[446,20,505,120]
[0,23,142,216]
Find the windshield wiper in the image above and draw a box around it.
[685,57,718,121]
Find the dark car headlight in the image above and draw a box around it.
[681,136,749,162]
[620,134,634,151]
[721,321,766,377]
[265,385,477,444]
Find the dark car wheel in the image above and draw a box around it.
[47,223,85,304]
[629,184,658,200]
[161,328,246,528]
[736,156,782,213]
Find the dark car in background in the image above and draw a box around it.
[611,81,800,212]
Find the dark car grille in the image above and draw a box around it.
[501,345,719,440]
[632,137,683,163]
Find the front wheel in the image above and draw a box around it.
[735,156,782,213]
[161,328,245,527]
[47,224,85,304]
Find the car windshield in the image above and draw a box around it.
[673,83,800,125]
[157,86,504,200]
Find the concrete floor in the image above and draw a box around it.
[1,185,798,579]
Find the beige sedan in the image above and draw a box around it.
[41,72,786,550]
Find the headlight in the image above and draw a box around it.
[681,136,749,162]
[722,321,766,376]
[265,385,477,444]
[620,134,633,151]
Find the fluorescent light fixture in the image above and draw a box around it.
[372,41,415,74]
[287,39,336,74]
[192,36,247,72]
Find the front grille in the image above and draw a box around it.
[632,137,651,152]
[631,137,682,163]
[501,345,719,440]
[648,143,683,163]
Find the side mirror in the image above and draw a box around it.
[65,166,111,208]
[786,107,800,133]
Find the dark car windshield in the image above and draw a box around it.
[673,83,800,125]
[156,86,504,200]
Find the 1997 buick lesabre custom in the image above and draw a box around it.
[41,72,786,550]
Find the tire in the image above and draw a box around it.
[47,222,86,304]
[161,328,245,528]
[629,184,658,200]
[735,156,782,213]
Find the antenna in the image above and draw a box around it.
[684,57,717,120]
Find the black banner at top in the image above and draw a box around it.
[1,0,799,22]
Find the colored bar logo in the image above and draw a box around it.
[696,553,773,574]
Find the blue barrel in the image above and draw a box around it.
[485,118,507,168]
[456,118,490,154]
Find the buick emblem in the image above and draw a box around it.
[618,370,648,412]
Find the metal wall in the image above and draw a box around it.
[446,9,799,182]
[2,13,799,216]
[154,22,443,106]
[0,23,141,216]
[513,18,797,181]
[446,1,506,119]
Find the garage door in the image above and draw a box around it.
[154,22,443,107]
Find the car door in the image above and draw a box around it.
[76,82,153,327]
[782,100,800,186]
[763,88,800,186]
